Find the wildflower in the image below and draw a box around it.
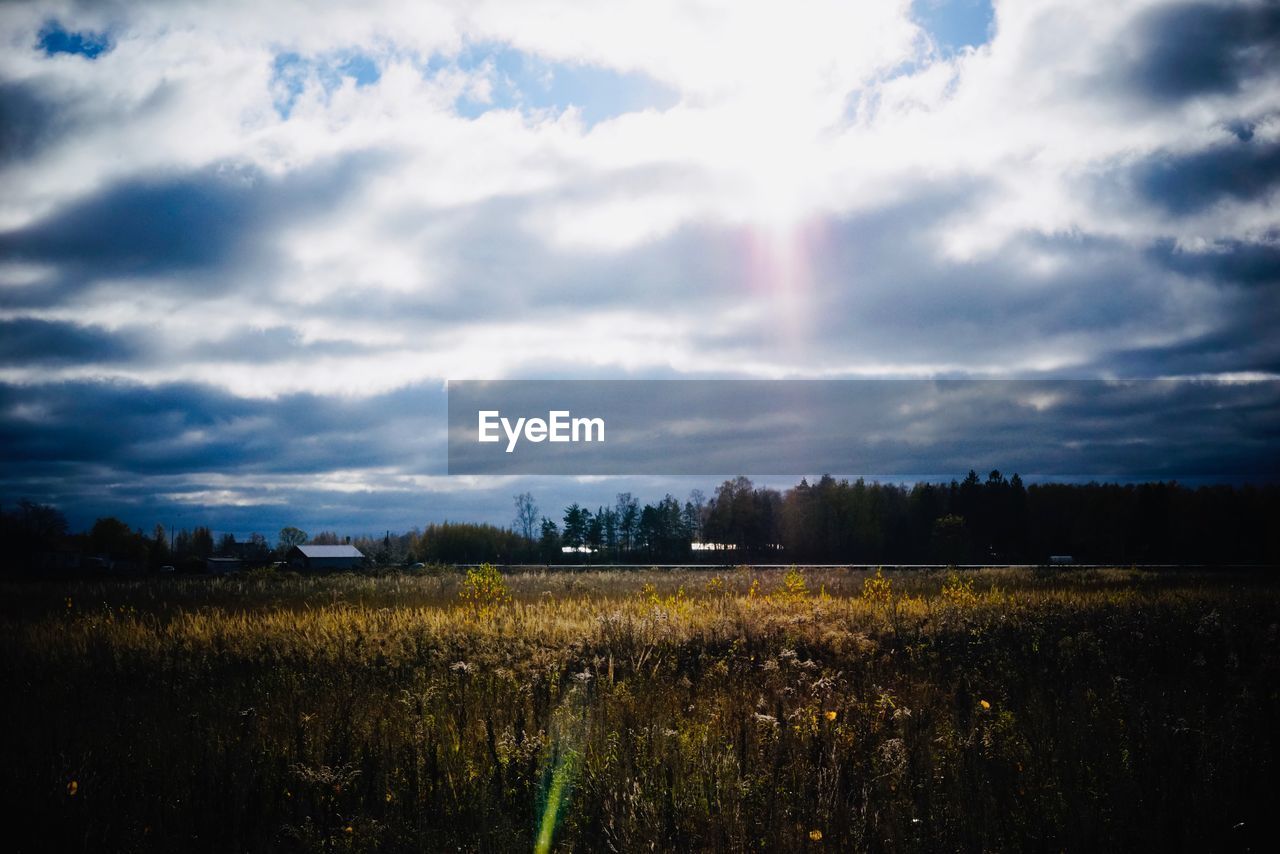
[808,828,823,841]
[344,825,353,834]
[66,780,78,796]
[385,792,393,803]
[825,710,838,721]
[980,699,991,710]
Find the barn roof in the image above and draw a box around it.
[292,544,364,558]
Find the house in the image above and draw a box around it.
[287,544,365,571]
[205,556,243,574]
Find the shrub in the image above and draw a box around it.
[774,566,809,602]
[458,562,511,617]
[861,567,892,606]
[940,570,979,609]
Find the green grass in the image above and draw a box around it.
[2,566,1277,852]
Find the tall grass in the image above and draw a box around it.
[2,567,1277,851]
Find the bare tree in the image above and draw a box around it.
[615,492,640,554]
[513,492,539,543]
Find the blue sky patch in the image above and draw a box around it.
[38,21,111,59]
[270,50,383,118]
[442,43,678,127]
[915,0,994,53]
[335,53,381,88]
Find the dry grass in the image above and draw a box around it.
[2,566,1277,852]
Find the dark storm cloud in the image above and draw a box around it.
[0,68,162,170]
[0,79,72,162]
[1099,327,1280,378]
[1224,119,1257,142]
[0,318,139,365]
[1148,238,1280,286]
[1133,138,1280,215]
[1127,0,1280,102]
[0,377,514,533]
[0,319,383,372]
[0,152,388,297]
[0,379,446,479]
[4,174,263,273]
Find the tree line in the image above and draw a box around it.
[502,474,1279,565]
[3,472,1278,574]
[444,475,1280,565]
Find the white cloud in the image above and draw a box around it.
[1,0,1277,403]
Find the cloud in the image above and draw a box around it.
[1124,0,1280,102]
[0,379,446,479]
[1134,138,1280,214]
[0,317,138,365]
[0,79,72,162]
[0,154,383,282]
[1148,238,1280,287]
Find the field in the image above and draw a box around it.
[2,566,1278,852]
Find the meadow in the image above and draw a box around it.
[2,566,1277,852]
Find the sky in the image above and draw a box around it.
[1,0,1278,537]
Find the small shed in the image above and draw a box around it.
[287,544,365,571]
